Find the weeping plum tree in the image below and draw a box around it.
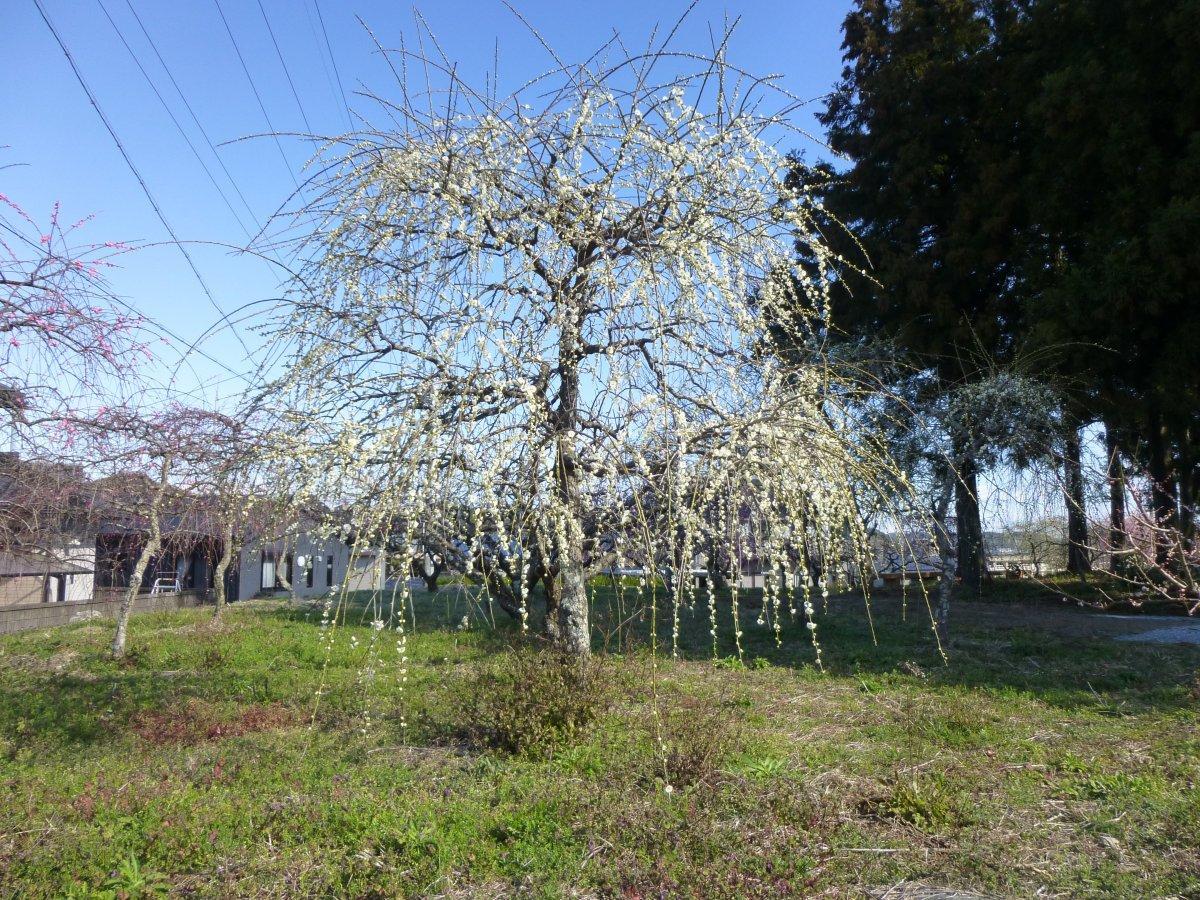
[269,20,913,658]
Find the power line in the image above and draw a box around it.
[122,0,260,229]
[310,0,353,129]
[33,0,253,361]
[121,1,302,269]
[211,0,302,193]
[95,0,256,242]
[256,0,313,136]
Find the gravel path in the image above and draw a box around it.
[1105,614,1200,645]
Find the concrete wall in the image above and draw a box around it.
[0,589,210,636]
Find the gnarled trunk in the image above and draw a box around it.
[543,570,563,642]
[550,307,590,657]
[414,553,444,593]
[553,436,590,656]
[112,455,171,657]
[212,515,235,619]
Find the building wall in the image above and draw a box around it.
[0,545,95,607]
[236,532,384,601]
[0,576,47,607]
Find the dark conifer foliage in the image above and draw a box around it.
[811,0,1200,578]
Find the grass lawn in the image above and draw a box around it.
[1,583,1197,898]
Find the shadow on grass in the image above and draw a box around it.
[315,581,1199,715]
[394,581,1200,716]
[4,584,1196,754]
[319,585,1200,720]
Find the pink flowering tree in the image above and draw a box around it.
[0,193,144,432]
[72,404,250,656]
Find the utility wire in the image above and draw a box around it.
[122,1,301,271]
[122,0,260,229]
[33,0,253,362]
[96,0,256,242]
[310,0,353,129]
[256,0,313,136]
[112,0,302,398]
[211,0,302,193]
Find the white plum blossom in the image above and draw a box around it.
[264,24,912,661]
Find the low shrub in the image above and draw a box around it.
[862,774,963,831]
[650,701,739,791]
[457,645,610,758]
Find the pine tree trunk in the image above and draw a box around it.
[112,455,171,658]
[1105,427,1127,572]
[1064,428,1092,575]
[954,455,983,593]
[1147,410,1175,568]
[1179,432,1195,549]
[932,482,955,643]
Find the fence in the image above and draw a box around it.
[0,589,211,636]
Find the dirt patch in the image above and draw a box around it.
[0,649,79,673]
[131,700,296,745]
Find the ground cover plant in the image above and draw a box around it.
[1,586,1197,898]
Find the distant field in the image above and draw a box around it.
[1,584,1197,898]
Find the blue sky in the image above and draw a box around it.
[5,0,851,406]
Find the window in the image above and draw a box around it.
[261,550,276,590]
[326,555,334,587]
[305,556,314,588]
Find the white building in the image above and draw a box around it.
[236,531,385,600]
[0,541,95,606]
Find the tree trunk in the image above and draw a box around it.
[546,296,591,657]
[707,531,731,592]
[954,454,983,593]
[1105,427,1127,572]
[932,482,955,643]
[543,571,563,642]
[1146,410,1175,568]
[212,515,235,619]
[112,455,171,657]
[1179,431,1195,549]
[276,547,297,601]
[414,553,443,593]
[1064,427,1092,575]
[554,435,590,656]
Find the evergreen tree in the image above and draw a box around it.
[817,0,1035,590]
